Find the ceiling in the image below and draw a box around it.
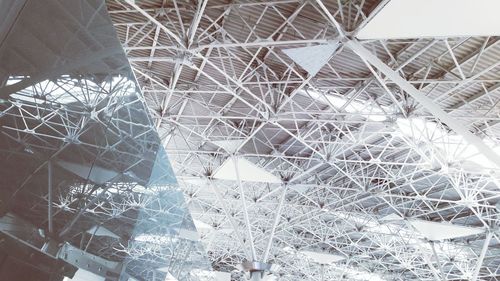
[105,0,500,280]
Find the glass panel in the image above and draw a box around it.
[0,0,210,280]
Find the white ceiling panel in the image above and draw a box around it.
[213,157,281,183]
[409,219,484,241]
[283,42,338,76]
[357,0,500,39]
[86,225,120,239]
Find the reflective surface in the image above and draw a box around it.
[0,0,211,280]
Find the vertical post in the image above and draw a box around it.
[430,242,446,281]
[233,156,257,261]
[471,232,493,281]
[48,160,53,235]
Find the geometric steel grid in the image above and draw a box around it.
[106,1,500,280]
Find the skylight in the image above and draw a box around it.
[304,90,389,121]
[396,118,500,171]
[334,211,477,265]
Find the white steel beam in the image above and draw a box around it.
[263,184,288,261]
[471,232,493,281]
